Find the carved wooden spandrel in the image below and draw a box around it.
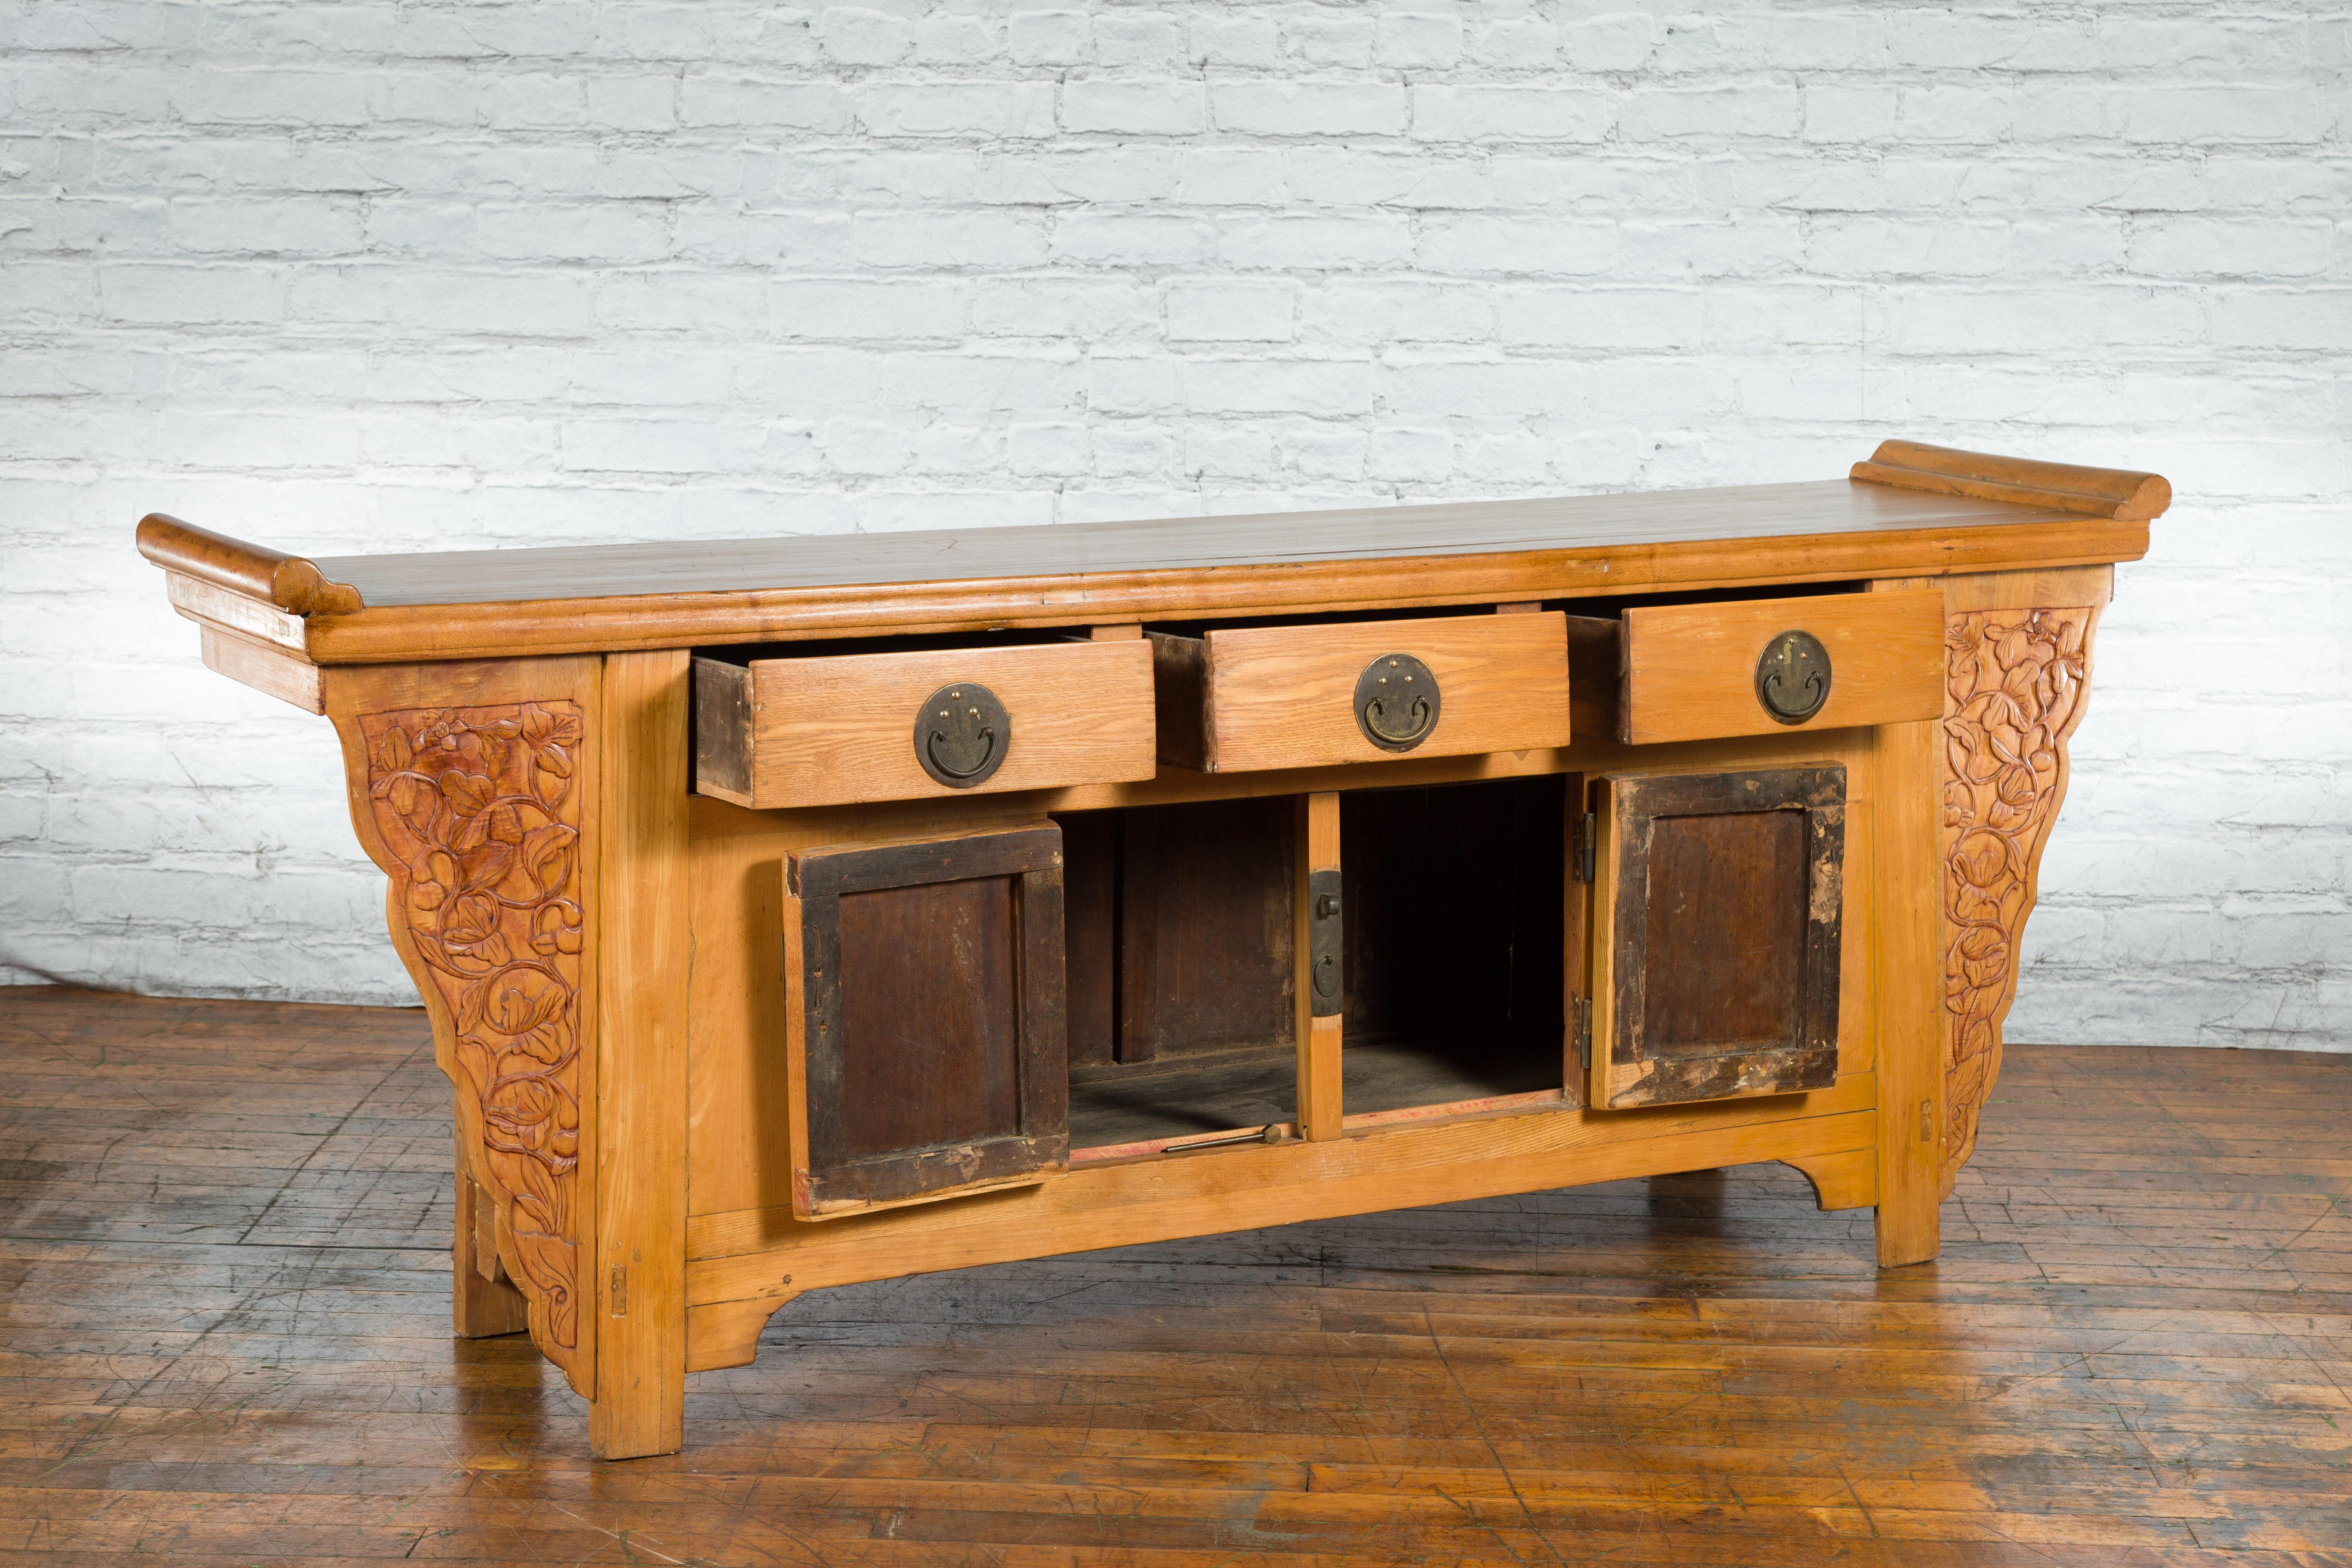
[1939,605,2101,1198]
[346,698,596,1393]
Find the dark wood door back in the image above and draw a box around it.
[1595,766,1844,1109]
[835,876,1023,1160]
[785,822,1068,1217]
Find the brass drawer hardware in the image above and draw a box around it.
[1307,867,1343,1017]
[1754,630,1832,724]
[1354,653,1440,751]
[916,682,1010,787]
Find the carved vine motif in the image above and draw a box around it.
[360,702,587,1363]
[1940,607,2096,1197]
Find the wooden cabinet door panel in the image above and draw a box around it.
[1588,766,1844,1109]
[784,822,1068,1218]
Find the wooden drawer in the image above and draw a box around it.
[695,638,1156,809]
[1574,589,1944,746]
[1151,611,1571,772]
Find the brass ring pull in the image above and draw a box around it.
[1312,951,1340,1000]
[1366,692,1433,745]
[926,724,998,779]
[913,682,1011,787]
[1754,631,1832,724]
[1354,653,1442,752]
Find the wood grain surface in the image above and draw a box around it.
[165,569,307,651]
[136,511,364,615]
[1884,568,2115,1207]
[700,637,1156,809]
[781,823,1069,1220]
[1873,711,1947,1268]
[6,986,2346,1561]
[197,625,322,714]
[1643,809,1808,1043]
[1113,797,1297,1066]
[1852,439,2172,522]
[322,654,606,1401]
[1160,610,1572,772]
[835,876,1023,1159]
[589,649,693,1460]
[1589,767,1847,1110]
[450,1143,530,1338]
[1620,588,1945,744]
[149,471,2155,665]
[1292,791,1342,1141]
[307,480,2116,607]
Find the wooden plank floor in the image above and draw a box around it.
[0,986,2346,1566]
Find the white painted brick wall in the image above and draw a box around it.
[2,0,2346,1051]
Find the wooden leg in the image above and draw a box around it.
[1873,714,1943,1267]
[452,1141,530,1338]
[1872,567,2110,1205]
[327,656,606,1399]
[1933,588,2106,1196]
[589,651,692,1460]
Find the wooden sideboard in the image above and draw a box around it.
[138,438,2166,1459]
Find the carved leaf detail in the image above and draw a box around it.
[531,898,585,957]
[519,823,576,896]
[441,770,495,817]
[1939,607,2095,1198]
[359,700,589,1373]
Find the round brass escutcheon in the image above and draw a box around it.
[1754,630,1832,724]
[914,682,1010,787]
[1354,652,1441,752]
[1312,952,1341,1000]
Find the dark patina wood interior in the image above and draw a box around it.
[1052,776,1574,1152]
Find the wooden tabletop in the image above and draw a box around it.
[137,441,2169,663]
[310,480,2051,609]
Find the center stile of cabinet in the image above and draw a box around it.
[691,589,1943,1220]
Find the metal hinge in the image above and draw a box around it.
[1573,812,1597,883]
[1572,997,1592,1073]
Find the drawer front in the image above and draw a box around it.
[1620,589,1943,745]
[696,639,1156,809]
[1156,611,1572,772]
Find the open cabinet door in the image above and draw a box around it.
[1586,766,1845,1110]
[782,821,1068,1218]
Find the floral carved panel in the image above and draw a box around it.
[358,701,590,1382]
[1939,607,2098,1198]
